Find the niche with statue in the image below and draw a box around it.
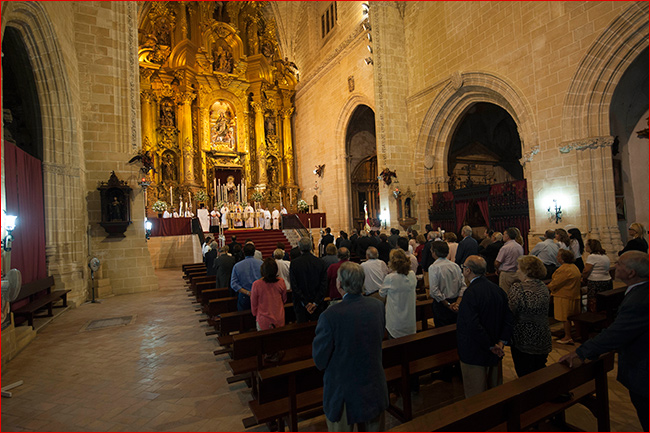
[98,171,132,237]
[396,186,417,231]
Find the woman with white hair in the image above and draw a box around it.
[619,222,649,255]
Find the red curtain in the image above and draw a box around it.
[477,198,490,227]
[455,200,470,232]
[3,142,47,284]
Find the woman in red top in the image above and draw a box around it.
[251,258,288,330]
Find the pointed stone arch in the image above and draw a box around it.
[413,71,537,211]
[1,2,87,301]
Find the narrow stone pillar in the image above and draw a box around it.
[140,90,156,149]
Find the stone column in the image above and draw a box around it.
[566,136,624,262]
[252,101,267,186]
[370,3,410,229]
[178,91,196,184]
[280,108,295,186]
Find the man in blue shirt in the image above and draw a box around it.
[230,243,263,310]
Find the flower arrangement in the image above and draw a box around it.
[251,191,264,202]
[152,200,168,213]
[297,199,309,213]
[194,190,208,203]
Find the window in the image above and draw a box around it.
[321,2,337,39]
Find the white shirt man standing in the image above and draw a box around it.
[495,227,524,293]
[428,241,467,327]
[360,246,389,301]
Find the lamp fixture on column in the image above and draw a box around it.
[547,199,562,224]
[2,212,17,252]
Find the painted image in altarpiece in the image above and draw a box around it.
[209,100,236,151]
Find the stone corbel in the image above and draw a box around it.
[519,146,540,165]
[559,136,614,154]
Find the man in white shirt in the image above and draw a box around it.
[202,236,213,257]
[273,248,291,291]
[244,203,255,228]
[530,229,560,279]
[398,237,419,274]
[495,227,524,293]
[428,241,467,327]
[280,206,288,215]
[360,247,389,301]
[272,207,280,230]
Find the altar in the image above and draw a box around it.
[149,217,192,237]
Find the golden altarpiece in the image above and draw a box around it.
[138,1,298,213]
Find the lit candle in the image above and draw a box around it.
[308,218,311,230]
[320,216,323,229]
[170,186,173,207]
[213,178,217,199]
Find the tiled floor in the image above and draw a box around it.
[1,268,642,432]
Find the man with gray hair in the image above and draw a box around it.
[327,247,350,301]
[313,261,388,431]
[213,245,235,289]
[457,255,513,398]
[273,248,291,291]
[560,251,649,431]
[360,246,389,300]
[530,229,560,279]
[289,237,328,322]
[455,225,479,266]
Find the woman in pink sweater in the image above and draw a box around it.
[251,258,287,330]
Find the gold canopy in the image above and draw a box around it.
[138,1,298,212]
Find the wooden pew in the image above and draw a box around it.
[246,325,458,431]
[391,352,615,432]
[12,276,71,328]
[569,282,627,341]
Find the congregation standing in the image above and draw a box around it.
[198,219,648,431]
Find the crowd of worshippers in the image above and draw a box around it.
[199,222,649,431]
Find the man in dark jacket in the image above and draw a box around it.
[479,231,505,273]
[319,227,334,257]
[376,233,392,264]
[455,225,479,266]
[204,241,219,276]
[290,237,328,322]
[313,261,388,431]
[228,235,241,256]
[560,251,648,431]
[457,255,513,398]
[212,246,236,289]
[387,228,400,249]
[356,230,374,259]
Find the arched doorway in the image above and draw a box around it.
[2,26,47,286]
[346,105,378,230]
[609,47,649,242]
[435,102,529,249]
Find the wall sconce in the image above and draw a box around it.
[2,212,17,252]
[547,199,562,224]
[362,3,369,15]
[380,209,390,229]
[144,219,152,241]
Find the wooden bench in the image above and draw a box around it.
[570,282,627,341]
[12,276,71,328]
[246,324,458,431]
[391,352,615,432]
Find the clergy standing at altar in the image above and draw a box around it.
[221,204,229,228]
[234,203,244,228]
[258,208,266,228]
[244,203,255,228]
[272,207,280,230]
[163,209,172,218]
[210,207,220,233]
[197,204,210,232]
[264,208,272,230]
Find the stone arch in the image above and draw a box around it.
[1,2,87,298]
[414,71,537,196]
[561,2,649,141]
[334,94,376,230]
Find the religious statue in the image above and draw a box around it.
[161,152,177,182]
[225,175,237,203]
[264,116,276,136]
[213,46,233,73]
[109,196,123,221]
[160,98,175,127]
[209,107,235,149]
[247,19,259,55]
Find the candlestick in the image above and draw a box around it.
[320,216,323,229]
[213,178,217,200]
[170,186,173,207]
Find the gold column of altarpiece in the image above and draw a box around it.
[138,1,299,213]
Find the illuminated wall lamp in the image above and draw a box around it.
[144,219,153,241]
[547,199,562,224]
[2,213,17,252]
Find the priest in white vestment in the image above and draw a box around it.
[220,205,229,228]
[244,203,255,228]
[264,209,272,230]
[272,207,280,230]
[163,209,172,218]
[197,206,210,232]
[210,207,220,230]
[233,203,244,227]
[258,208,266,228]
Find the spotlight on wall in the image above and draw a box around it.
[2,212,17,252]
[547,199,563,224]
[364,57,373,65]
[145,219,153,241]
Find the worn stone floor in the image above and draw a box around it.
[0,268,642,432]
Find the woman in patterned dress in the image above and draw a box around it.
[508,255,552,378]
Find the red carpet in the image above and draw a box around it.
[221,229,291,259]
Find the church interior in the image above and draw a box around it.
[1,1,648,431]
